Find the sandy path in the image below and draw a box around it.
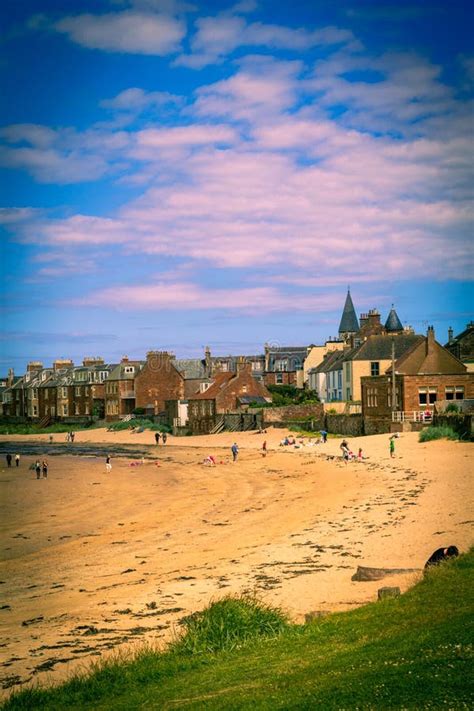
[0,430,472,697]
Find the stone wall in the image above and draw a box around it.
[326,413,364,436]
[262,403,324,427]
[363,417,391,435]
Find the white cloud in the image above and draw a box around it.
[175,12,354,68]
[55,11,185,55]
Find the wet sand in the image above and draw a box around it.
[0,428,472,697]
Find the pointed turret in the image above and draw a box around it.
[338,289,359,339]
[385,305,403,333]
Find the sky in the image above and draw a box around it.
[1,0,473,372]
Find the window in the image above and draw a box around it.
[370,362,380,376]
[445,386,464,400]
[32,388,38,399]
[85,403,90,415]
[62,387,67,398]
[241,385,248,393]
[276,360,288,372]
[74,404,80,415]
[275,373,283,384]
[367,387,378,408]
[419,387,437,406]
[63,404,68,416]
[124,366,134,374]
[33,405,38,416]
[251,361,262,371]
[75,386,81,396]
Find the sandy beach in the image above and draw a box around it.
[0,428,472,697]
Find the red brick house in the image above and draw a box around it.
[362,327,474,430]
[135,351,185,416]
[188,362,271,433]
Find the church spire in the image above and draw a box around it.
[338,289,359,338]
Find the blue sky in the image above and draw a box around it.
[1,0,473,372]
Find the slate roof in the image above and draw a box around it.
[308,349,346,374]
[351,334,423,361]
[107,361,144,381]
[338,290,359,334]
[266,347,307,371]
[384,307,404,332]
[444,322,474,347]
[174,358,208,380]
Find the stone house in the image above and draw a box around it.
[188,363,272,433]
[263,345,307,387]
[361,326,473,428]
[343,333,423,402]
[105,357,144,420]
[445,322,474,372]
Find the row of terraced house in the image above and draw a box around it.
[2,291,473,433]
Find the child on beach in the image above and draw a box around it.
[389,434,397,458]
[358,448,363,461]
[35,460,41,479]
[105,455,112,472]
[262,441,267,457]
[42,460,48,478]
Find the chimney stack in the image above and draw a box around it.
[53,358,73,371]
[426,325,436,355]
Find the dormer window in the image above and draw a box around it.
[124,366,134,374]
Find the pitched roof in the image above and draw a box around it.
[392,336,466,375]
[351,334,423,361]
[192,372,235,399]
[385,307,404,332]
[338,290,359,334]
[308,349,346,374]
[107,361,144,381]
[174,358,208,380]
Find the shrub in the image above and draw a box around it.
[132,407,146,415]
[172,595,289,655]
[445,403,459,413]
[419,426,458,442]
[107,419,171,433]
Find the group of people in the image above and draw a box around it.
[154,431,168,445]
[5,453,20,468]
[66,431,75,442]
[34,459,48,479]
[339,440,366,463]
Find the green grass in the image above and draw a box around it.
[0,423,98,435]
[3,553,473,710]
[419,425,459,442]
[106,419,170,433]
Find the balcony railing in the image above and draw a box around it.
[392,410,433,423]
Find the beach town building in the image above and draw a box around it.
[361,326,474,430]
[104,357,144,420]
[187,361,271,433]
[445,322,474,372]
[263,344,307,387]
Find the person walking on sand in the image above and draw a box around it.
[6,453,12,468]
[15,454,20,467]
[105,454,112,473]
[231,442,239,462]
[42,460,48,478]
[162,432,167,445]
[262,440,267,457]
[155,432,161,445]
[70,432,75,443]
[35,460,41,479]
[320,430,328,443]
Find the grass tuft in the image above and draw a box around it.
[419,425,459,442]
[172,595,290,655]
